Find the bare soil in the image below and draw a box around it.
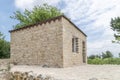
[10,65,120,80]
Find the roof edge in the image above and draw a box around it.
[62,15,87,37]
[9,15,87,37]
[9,15,63,33]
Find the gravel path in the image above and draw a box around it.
[10,65,120,80]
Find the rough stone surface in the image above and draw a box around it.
[62,17,87,67]
[0,59,10,65]
[8,71,56,80]
[0,59,10,70]
[10,16,87,68]
[0,59,10,80]
[0,71,9,80]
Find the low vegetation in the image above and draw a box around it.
[88,58,120,65]
[88,50,120,64]
[0,32,10,59]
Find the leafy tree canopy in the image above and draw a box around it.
[88,50,113,59]
[88,54,101,59]
[0,32,10,59]
[111,17,120,44]
[11,4,63,29]
[102,51,113,59]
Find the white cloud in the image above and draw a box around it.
[14,0,120,56]
[15,0,61,10]
[15,0,34,10]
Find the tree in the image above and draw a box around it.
[11,4,63,29]
[102,51,113,59]
[111,17,120,44]
[0,32,10,58]
[118,53,120,58]
[88,54,101,59]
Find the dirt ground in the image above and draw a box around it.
[10,65,120,80]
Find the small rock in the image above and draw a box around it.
[89,77,98,80]
[42,64,49,68]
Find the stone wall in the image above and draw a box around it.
[10,16,87,68]
[11,19,63,68]
[62,17,87,67]
[0,59,10,80]
[0,59,10,65]
[0,59,10,66]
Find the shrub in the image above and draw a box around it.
[88,58,120,65]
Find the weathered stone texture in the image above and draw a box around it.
[10,16,87,68]
[11,19,63,67]
[0,59,10,66]
[62,17,87,67]
[9,71,55,80]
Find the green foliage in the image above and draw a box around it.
[88,54,101,59]
[88,50,113,60]
[10,4,63,29]
[0,32,10,59]
[88,58,103,64]
[88,58,120,65]
[87,51,120,65]
[111,17,120,44]
[102,51,113,59]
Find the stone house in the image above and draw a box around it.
[10,15,87,68]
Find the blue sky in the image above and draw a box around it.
[0,0,120,56]
[0,0,18,41]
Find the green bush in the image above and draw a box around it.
[0,32,10,59]
[88,58,120,65]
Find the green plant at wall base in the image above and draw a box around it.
[10,4,63,29]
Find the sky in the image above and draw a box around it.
[0,0,120,56]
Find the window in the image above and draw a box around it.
[72,37,79,53]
